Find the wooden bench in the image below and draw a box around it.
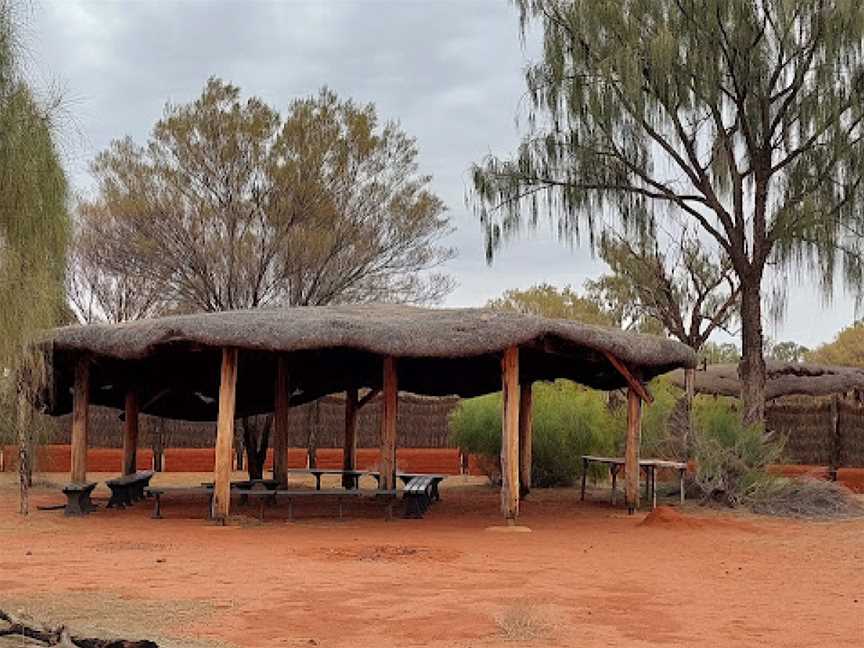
[62,482,98,517]
[106,470,155,509]
[402,476,434,519]
[145,486,214,519]
[245,488,398,522]
[285,469,368,490]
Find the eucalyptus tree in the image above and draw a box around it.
[0,0,70,513]
[472,0,864,425]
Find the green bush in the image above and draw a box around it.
[449,381,618,487]
[690,398,784,505]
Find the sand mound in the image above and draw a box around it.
[638,506,703,528]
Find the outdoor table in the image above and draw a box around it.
[285,468,368,490]
[201,478,279,504]
[580,455,687,510]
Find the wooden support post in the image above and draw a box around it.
[70,355,90,484]
[343,388,358,489]
[624,387,642,514]
[121,388,139,476]
[213,348,238,522]
[500,346,520,522]
[518,382,533,498]
[379,357,398,491]
[273,356,289,487]
[829,395,840,480]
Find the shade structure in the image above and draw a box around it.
[38,304,695,421]
[667,361,864,400]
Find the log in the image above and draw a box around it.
[0,609,158,647]
[70,355,90,484]
[624,387,642,514]
[273,355,289,487]
[343,388,358,489]
[379,357,398,491]
[213,347,238,521]
[500,346,520,522]
[121,389,139,476]
[518,382,533,498]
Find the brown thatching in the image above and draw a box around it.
[668,361,864,399]
[40,304,694,421]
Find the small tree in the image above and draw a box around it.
[487,283,613,326]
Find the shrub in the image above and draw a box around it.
[690,398,784,505]
[748,477,864,519]
[449,381,617,487]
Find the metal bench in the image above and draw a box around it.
[106,470,155,509]
[398,473,445,501]
[62,482,98,517]
[402,476,434,519]
[145,486,214,519]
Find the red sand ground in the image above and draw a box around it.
[1,473,862,648]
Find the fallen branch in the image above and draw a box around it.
[0,610,158,647]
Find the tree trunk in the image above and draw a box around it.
[17,389,32,515]
[243,415,272,480]
[683,366,696,459]
[738,279,766,427]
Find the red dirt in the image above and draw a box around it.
[1,475,862,647]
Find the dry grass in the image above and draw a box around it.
[748,477,864,519]
[494,603,552,642]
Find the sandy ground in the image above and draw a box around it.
[0,472,862,648]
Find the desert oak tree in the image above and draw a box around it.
[472,1,864,425]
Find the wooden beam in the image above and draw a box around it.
[379,357,398,491]
[121,388,139,476]
[273,355,289,487]
[343,388,359,489]
[518,382,533,498]
[500,346,520,522]
[213,348,238,522]
[624,387,642,514]
[601,350,654,404]
[357,388,381,410]
[70,355,90,484]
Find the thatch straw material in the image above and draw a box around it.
[668,361,864,399]
[40,305,694,421]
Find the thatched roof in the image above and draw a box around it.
[41,304,695,420]
[668,361,864,399]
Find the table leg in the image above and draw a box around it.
[580,458,588,501]
[610,466,618,505]
[651,467,657,510]
[315,474,322,491]
[152,494,162,519]
[288,499,294,522]
[337,499,343,521]
[679,469,685,505]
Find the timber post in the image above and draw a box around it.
[518,382,533,498]
[379,357,398,491]
[343,388,359,489]
[500,346,520,522]
[70,355,90,484]
[273,355,289,487]
[213,347,238,522]
[624,386,643,514]
[121,388,139,476]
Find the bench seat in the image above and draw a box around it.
[62,482,98,517]
[107,470,155,509]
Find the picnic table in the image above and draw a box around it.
[201,478,279,504]
[368,472,446,501]
[580,455,687,510]
[285,468,368,490]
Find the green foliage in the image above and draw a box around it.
[636,378,680,458]
[450,381,618,487]
[768,340,810,363]
[690,398,783,505]
[487,283,613,326]
[698,341,741,365]
[805,321,864,367]
[0,2,69,371]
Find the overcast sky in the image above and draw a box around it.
[25,0,861,348]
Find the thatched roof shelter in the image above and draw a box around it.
[42,304,694,420]
[39,304,695,522]
[668,361,864,400]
